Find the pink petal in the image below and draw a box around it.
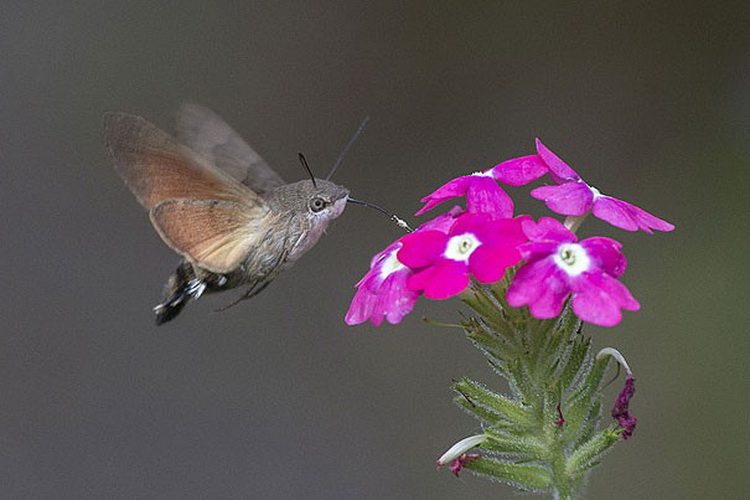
[469,245,521,283]
[580,237,627,277]
[449,212,490,234]
[417,207,463,233]
[408,261,469,299]
[521,217,576,244]
[570,271,640,327]
[345,286,382,326]
[464,176,513,217]
[345,270,417,326]
[592,196,675,234]
[506,258,570,319]
[377,271,419,324]
[491,155,548,186]
[417,175,513,217]
[516,240,561,261]
[535,138,580,182]
[416,177,471,216]
[531,181,594,216]
[397,230,447,268]
[364,241,402,278]
[471,217,527,248]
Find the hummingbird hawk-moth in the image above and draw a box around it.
[104,104,400,325]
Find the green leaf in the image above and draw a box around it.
[559,335,590,391]
[566,427,621,478]
[454,395,506,426]
[454,378,534,428]
[566,355,611,418]
[465,458,552,491]
[482,429,548,460]
[463,319,516,366]
[571,398,602,448]
[506,357,539,407]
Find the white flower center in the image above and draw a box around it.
[589,185,603,200]
[379,250,406,280]
[444,233,481,262]
[471,170,494,177]
[553,243,590,276]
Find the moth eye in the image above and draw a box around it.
[310,197,327,213]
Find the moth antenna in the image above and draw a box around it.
[326,116,370,180]
[347,197,413,232]
[298,153,317,188]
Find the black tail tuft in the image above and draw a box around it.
[154,299,188,326]
[154,262,194,326]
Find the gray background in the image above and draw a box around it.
[2,1,748,498]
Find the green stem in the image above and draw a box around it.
[444,282,625,498]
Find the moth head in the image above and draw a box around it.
[276,153,350,221]
[306,179,350,219]
[270,178,349,222]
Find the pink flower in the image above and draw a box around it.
[530,139,675,234]
[506,217,640,327]
[398,214,527,300]
[344,240,416,326]
[345,209,462,326]
[416,172,514,217]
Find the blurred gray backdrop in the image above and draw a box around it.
[1,1,748,498]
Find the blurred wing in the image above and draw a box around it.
[150,199,270,274]
[104,112,260,209]
[176,103,285,195]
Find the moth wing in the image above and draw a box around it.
[176,103,285,195]
[104,112,259,209]
[150,199,270,274]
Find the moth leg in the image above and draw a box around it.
[214,279,272,312]
[214,246,291,312]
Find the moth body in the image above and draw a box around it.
[104,104,349,325]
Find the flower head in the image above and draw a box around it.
[416,171,514,217]
[398,214,527,300]
[345,208,462,326]
[530,139,675,234]
[507,217,640,327]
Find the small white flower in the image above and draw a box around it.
[436,434,487,466]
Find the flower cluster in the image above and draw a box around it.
[346,139,673,328]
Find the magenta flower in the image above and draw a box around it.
[506,217,640,327]
[398,214,527,300]
[345,209,462,326]
[530,139,675,234]
[416,172,514,218]
[490,154,549,186]
[344,240,416,326]
[612,375,637,440]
